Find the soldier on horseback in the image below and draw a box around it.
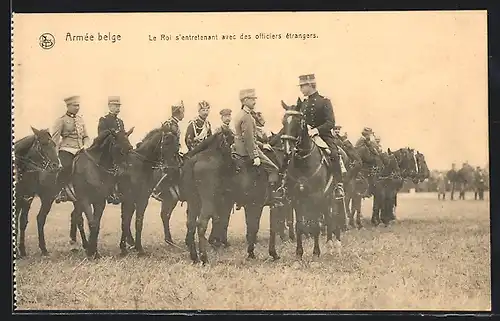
[97,96,129,204]
[215,108,234,135]
[185,100,212,152]
[298,74,344,199]
[151,102,185,201]
[52,95,91,203]
[233,88,284,205]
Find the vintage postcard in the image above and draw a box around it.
[12,11,490,311]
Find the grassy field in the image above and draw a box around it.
[14,192,491,311]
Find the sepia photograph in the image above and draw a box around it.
[12,11,490,310]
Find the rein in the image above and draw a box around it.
[15,139,58,173]
[132,132,178,171]
[83,150,120,175]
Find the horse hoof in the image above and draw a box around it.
[119,250,128,258]
[247,253,256,260]
[41,250,50,256]
[137,251,147,257]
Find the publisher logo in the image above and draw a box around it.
[39,33,55,50]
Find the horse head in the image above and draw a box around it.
[26,127,61,173]
[415,151,430,182]
[280,98,308,157]
[89,127,133,172]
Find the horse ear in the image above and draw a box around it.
[31,126,41,137]
[296,97,302,106]
[387,148,392,154]
[125,127,135,137]
[281,100,289,110]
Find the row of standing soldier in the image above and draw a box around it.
[50,74,383,207]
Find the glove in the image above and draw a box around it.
[253,157,261,166]
[308,127,319,137]
[263,144,272,151]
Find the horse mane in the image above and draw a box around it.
[141,127,163,143]
[87,129,113,151]
[14,135,36,155]
[185,131,225,159]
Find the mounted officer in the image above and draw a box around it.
[233,88,283,205]
[215,108,234,135]
[373,133,382,153]
[97,96,129,204]
[185,100,212,152]
[51,95,91,203]
[355,127,379,155]
[151,101,185,201]
[298,74,344,199]
[332,125,361,183]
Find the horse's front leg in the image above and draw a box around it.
[134,193,150,256]
[36,194,56,256]
[244,203,264,260]
[16,196,32,258]
[268,206,280,260]
[185,201,200,264]
[71,202,88,250]
[160,192,178,245]
[80,197,98,258]
[90,199,106,259]
[294,202,305,260]
[120,198,135,256]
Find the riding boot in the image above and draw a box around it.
[330,156,345,199]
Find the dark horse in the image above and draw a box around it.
[70,128,133,258]
[180,127,235,264]
[281,99,342,259]
[390,148,430,216]
[118,124,180,256]
[14,127,62,257]
[371,149,404,227]
[343,141,382,230]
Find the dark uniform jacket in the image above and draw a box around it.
[300,91,335,139]
[185,117,212,151]
[446,169,458,183]
[162,116,182,150]
[98,113,125,135]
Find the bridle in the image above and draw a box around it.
[132,131,178,171]
[16,137,60,174]
[280,109,327,192]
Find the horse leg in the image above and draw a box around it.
[312,218,321,258]
[120,199,135,256]
[185,201,200,264]
[294,207,305,260]
[160,193,178,245]
[69,207,78,243]
[134,196,150,255]
[72,203,88,250]
[80,198,97,258]
[17,197,32,257]
[269,206,280,260]
[244,203,264,260]
[210,196,233,248]
[196,198,215,265]
[36,195,55,256]
[354,195,363,229]
[287,206,295,241]
[90,200,106,259]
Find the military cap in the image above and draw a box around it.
[298,74,316,86]
[362,127,373,135]
[333,125,342,130]
[108,96,121,105]
[239,88,257,101]
[198,100,211,111]
[219,108,232,116]
[64,95,80,106]
[171,100,185,114]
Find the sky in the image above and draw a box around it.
[12,11,488,170]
